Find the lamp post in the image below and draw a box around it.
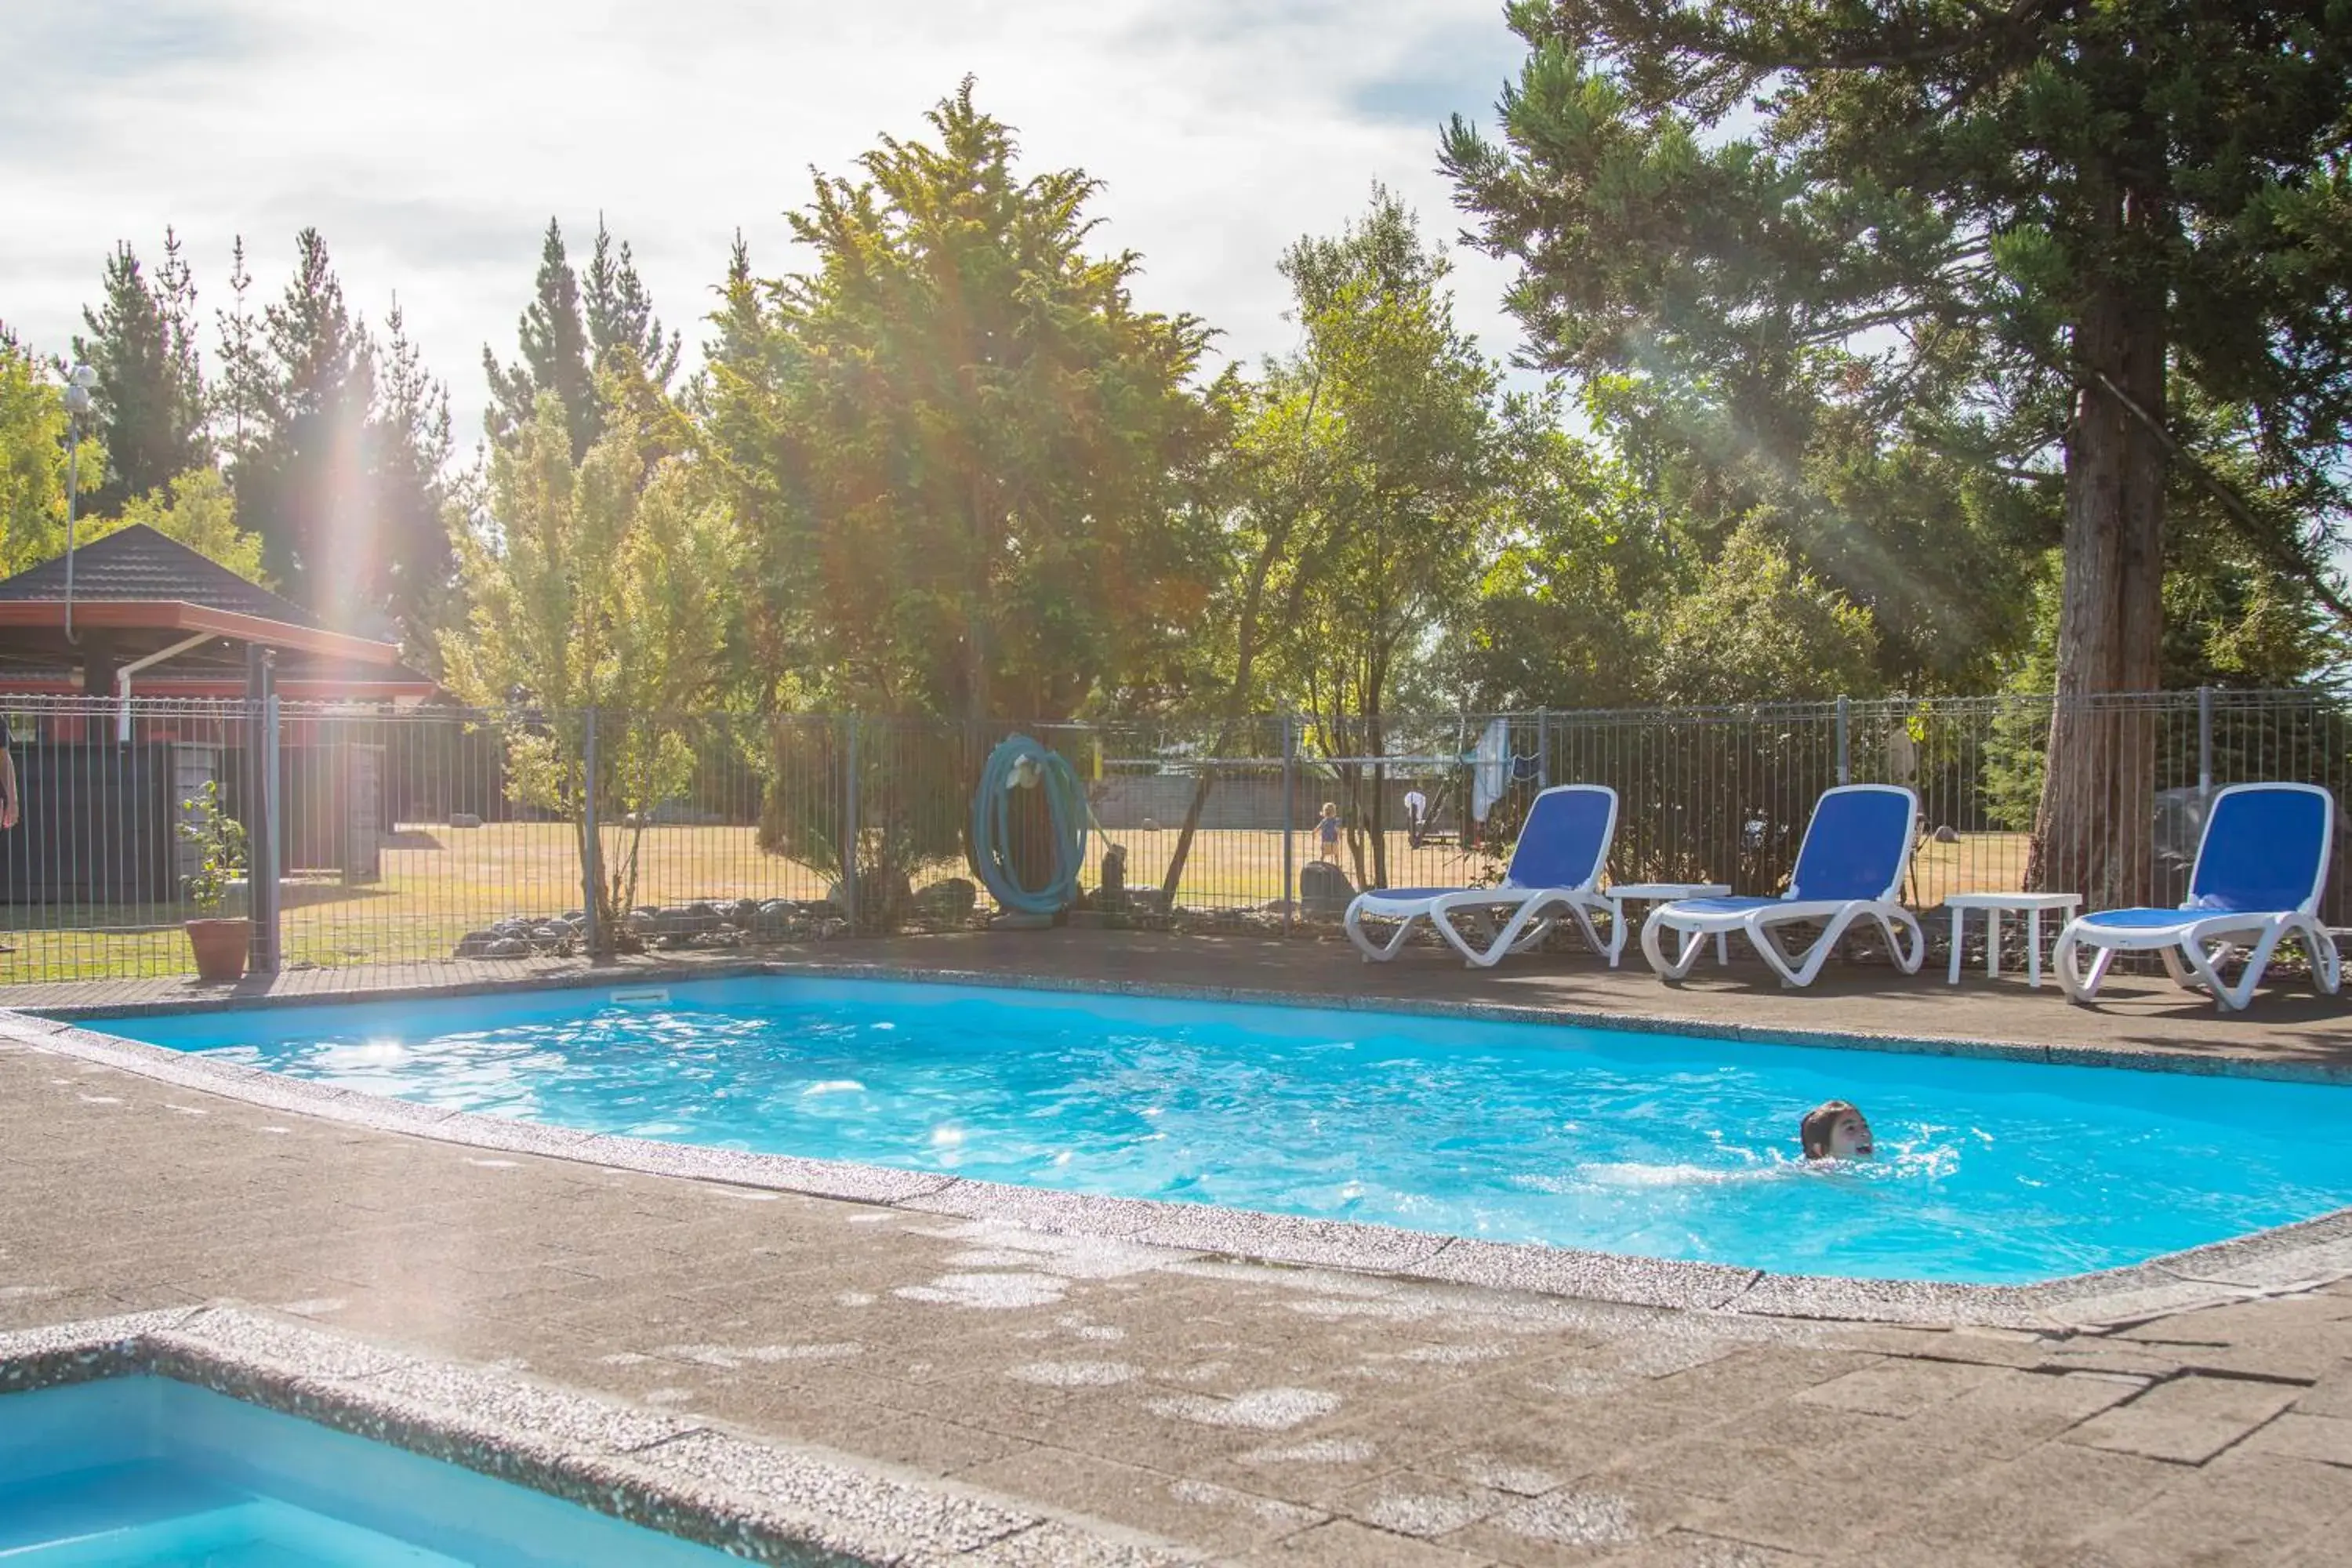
[60,362,97,642]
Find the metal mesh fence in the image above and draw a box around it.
[0,688,2342,985]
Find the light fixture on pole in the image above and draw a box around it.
[60,363,97,643]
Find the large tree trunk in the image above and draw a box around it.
[2027,256,2168,907]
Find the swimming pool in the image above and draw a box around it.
[111,975,2352,1285]
[0,1376,743,1566]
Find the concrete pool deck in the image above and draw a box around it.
[6,930,2352,1563]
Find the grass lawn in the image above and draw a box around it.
[0,820,2036,983]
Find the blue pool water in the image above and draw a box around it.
[0,1377,741,1565]
[114,977,2352,1284]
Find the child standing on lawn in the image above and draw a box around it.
[1316,802,1341,863]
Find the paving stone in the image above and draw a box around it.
[1588,1531,1821,1567]
[2071,1446,2352,1566]
[1789,1356,2002,1417]
[2238,1410,2352,1468]
[1239,1518,1491,1566]
[2063,1373,2302,1465]
[1334,1472,1508,1538]
[1690,1427,1992,1553]
[961,1444,1323,1557]
[1868,1443,2179,1561]
[1890,1367,2147,1459]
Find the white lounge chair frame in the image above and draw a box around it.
[2053,782,2343,1011]
[1639,784,1927,988]
[1344,784,1622,968]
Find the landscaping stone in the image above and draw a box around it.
[1297,862,1355,920]
[484,938,530,959]
[447,812,483,829]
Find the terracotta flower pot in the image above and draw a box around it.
[184,917,252,985]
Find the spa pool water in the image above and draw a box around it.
[114,976,2352,1284]
[0,1377,742,1566]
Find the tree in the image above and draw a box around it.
[73,230,208,513]
[441,382,739,931]
[85,469,267,583]
[485,217,681,459]
[704,82,1222,725]
[1647,521,1881,706]
[1257,191,1501,888]
[1443,0,2352,903]
[0,341,105,575]
[223,230,454,641]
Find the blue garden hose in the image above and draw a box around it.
[972,735,1089,915]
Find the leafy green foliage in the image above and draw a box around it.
[176,779,249,915]
[704,82,1224,724]
[86,468,267,583]
[0,342,105,575]
[441,380,739,926]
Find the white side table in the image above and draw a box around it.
[1608,883,1733,969]
[1944,891,2082,988]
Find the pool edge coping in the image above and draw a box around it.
[9,960,2351,1332]
[0,1306,1203,1566]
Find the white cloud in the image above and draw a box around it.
[1,0,1533,450]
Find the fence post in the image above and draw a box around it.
[2197,685,2214,795]
[1280,711,1296,934]
[840,715,859,931]
[1835,694,1852,786]
[1536,710,1551,789]
[580,707,603,960]
[253,683,282,974]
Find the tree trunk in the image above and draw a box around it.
[2028,257,2168,907]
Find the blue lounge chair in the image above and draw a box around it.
[1344,784,1621,967]
[2053,782,2343,1011]
[1640,784,1926,987]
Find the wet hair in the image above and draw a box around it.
[1801,1100,1861,1160]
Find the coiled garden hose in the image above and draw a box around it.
[971,735,1090,916]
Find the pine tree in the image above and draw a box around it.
[223,229,453,641]
[74,230,209,513]
[583,217,681,387]
[370,296,456,646]
[483,216,677,461]
[482,219,595,458]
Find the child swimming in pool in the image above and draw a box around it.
[1801,1100,1875,1160]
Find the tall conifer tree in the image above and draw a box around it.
[74,230,209,512]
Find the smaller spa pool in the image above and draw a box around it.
[0,1376,739,1566]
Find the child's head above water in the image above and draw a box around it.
[1800,1100,1875,1160]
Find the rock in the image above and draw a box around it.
[453,930,498,958]
[622,909,657,936]
[1933,824,1959,844]
[1140,817,1160,832]
[1260,898,1298,915]
[485,937,530,959]
[532,924,573,943]
[448,812,483,829]
[563,909,586,923]
[913,877,978,918]
[490,919,532,939]
[731,898,764,925]
[687,900,720,918]
[1298,861,1356,920]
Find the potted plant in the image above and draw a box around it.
[178,779,251,984]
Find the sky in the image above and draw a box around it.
[2,0,1534,452]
